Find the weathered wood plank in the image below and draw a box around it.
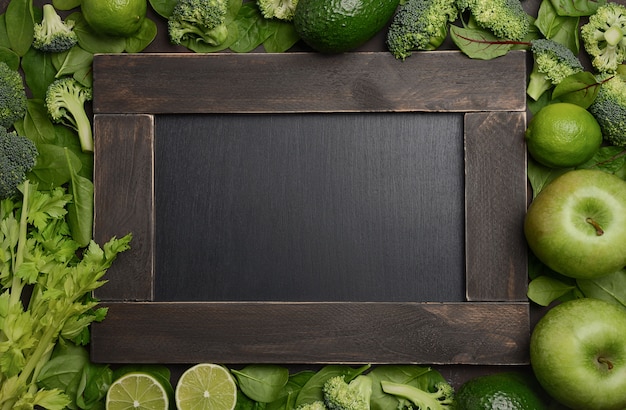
[93,114,155,301]
[92,51,527,114]
[465,112,528,301]
[90,301,530,365]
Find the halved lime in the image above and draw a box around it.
[106,372,169,410]
[175,363,237,410]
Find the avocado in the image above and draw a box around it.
[293,0,400,53]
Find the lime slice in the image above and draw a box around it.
[175,363,237,410]
[106,372,169,410]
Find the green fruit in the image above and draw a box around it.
[455,372,549,410]
[293,0,400,53]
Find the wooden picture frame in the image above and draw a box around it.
[90,51,529,365]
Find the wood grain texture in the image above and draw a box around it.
[92,51,527,114]
[93,114,155,301]
[465,112,528,301]
[91,301,530,364]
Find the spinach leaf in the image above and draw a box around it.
[294,364,370,407]
[5,0,33,56]
[232,365,290,403]
[125,18,158,53]
[21,47,56,99]
[65,147,94,247]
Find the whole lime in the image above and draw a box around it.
[455,372,549,410]
[81,0,147,37]
[293,0,400,53]
[525,102,602,168]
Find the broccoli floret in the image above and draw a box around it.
[0,126,38,200]
[527,38,584,100]
[295,401,328,410]
[457,0,530,41]
[44,77,93,153]
[322,375,372,410]
[33,4,78,53]
[381,380,455,410]
[168,0,229,46]
[257,0,299,21]
[386,0,459,60]
[588,72,626,146]
[581,2,626,73]
[0,62,27,129]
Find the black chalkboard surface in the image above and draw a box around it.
[91,51,530,365]
[155,113,465,302]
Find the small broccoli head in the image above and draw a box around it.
[381,380,455,410]
[45,77,93,153]
[33,4,78,53]
[323,375,372,410]
[168,0,229,46]
[0,126,38,200]
[295,401,328,410]
[0,62,27,129]
[581,2,626,73]
[588,72,626,146]
[459,0,530,41]
[527,39,584,100]
[257,0,299,21]
[386,0,460,60]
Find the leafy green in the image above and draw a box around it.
[0,181,131,409]
[232,365,290,403]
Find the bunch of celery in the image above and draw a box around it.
[0,181,131,409]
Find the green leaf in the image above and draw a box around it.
[52,0,83,11]
[526,157,571,198]
[578,146,626,174]
[0,12,12,49]
[551,71,600,108]
[149,0,178,18]
[577,269,626,309]
[52,46,93,80]
[535,0,580,52]
[0,45,20,69]
[449,25,515,60]
[21,48,56,99]
[23,99,56,145]
[64,148,93,247]
[232,365,290,403]
[125,18,157,53]
[368,365,436,410]
[528,276,576,306]
[262,20,300,53]
[5,0,34,57]
[549,0,605,16]
[229,3,272,53]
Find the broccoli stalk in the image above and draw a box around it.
[0,126,38,200]
[0,61,27,129]
[527,38,584,101]
[381,380,455,410]
[581,2,626,73]
[44,77,93,153]
[588,71,626,147]
[257,0,299,21]
[33,4,78,53]
[386,0,459,60]
[322,375,372,410]
[457,0,530,41]
[168,0,229,46]
[295,401,328,410]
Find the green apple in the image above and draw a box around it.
[524,169,626,279]
[530,298,626,410]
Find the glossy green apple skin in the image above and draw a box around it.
[530,298,626,410]
[524,169,626,279]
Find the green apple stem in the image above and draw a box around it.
[586,217,604,236]
[598,357,614,370]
